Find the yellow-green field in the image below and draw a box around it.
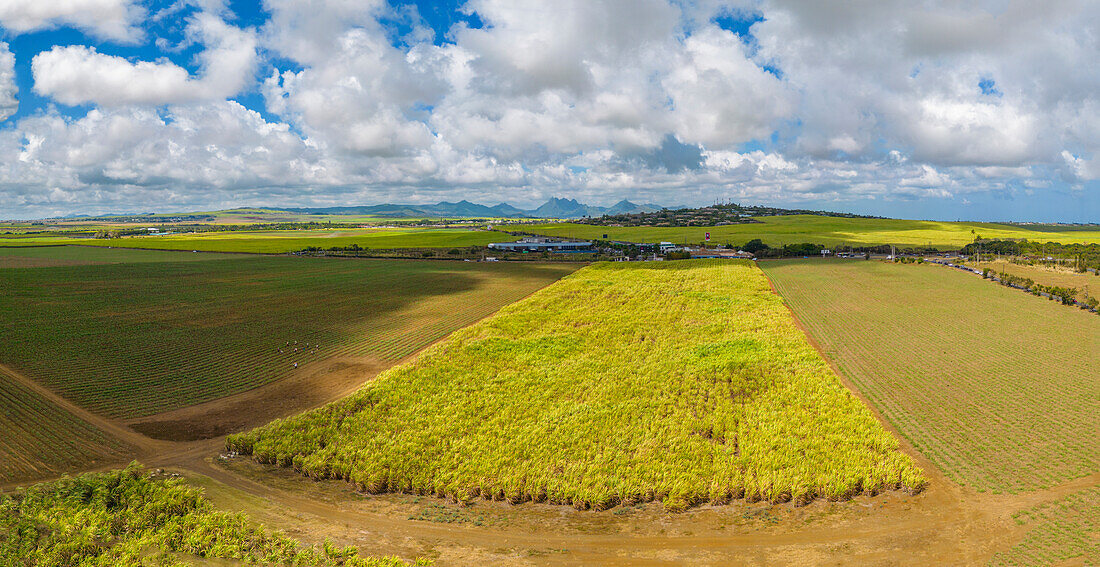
[762,259,1100,493]
[523,216,1100,248]
[0,466,413,566]
[229,260,923,511]
[0,227,517,253]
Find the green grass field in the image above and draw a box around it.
[0,245,242,267]
[0,368,134,483]
[989,486,1099,566]
[0,249,576,418]
[0,465,414,566]
[761,259,1100,493]
[522,216,1100,248]
[229,260,923,511]
[0,227,518,253]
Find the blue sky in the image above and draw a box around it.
[0,0,1097,222]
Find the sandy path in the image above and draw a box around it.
[4,357,1094,565]
[0,363,168,455]
[2,264,1096,564]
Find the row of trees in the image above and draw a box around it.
[963,240,1100,272]
[982,269,1098,310]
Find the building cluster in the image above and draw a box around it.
[486,236,756,261]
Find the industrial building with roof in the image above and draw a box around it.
[488,237,594,252]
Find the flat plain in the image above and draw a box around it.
[0,227,516,252]
[0,245,242,267]
[761,258,1099,493]
[0,249,576,422]
[229,260,923,511]
[4,245,1099,565]
[522,216,1100,248]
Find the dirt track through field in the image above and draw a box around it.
[125,357,386,441]
[6,352,1091,565]
[3,262,1096,565]
[0,363,165,455]
[2,350,1091,566]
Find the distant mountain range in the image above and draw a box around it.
[278,197,663,219]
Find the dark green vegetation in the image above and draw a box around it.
[762,259,1100,493]
[0,249,576,418]
[0,368,134,483]
[229,261,922,512]
[580,203,878,227]
[0,465,417,566]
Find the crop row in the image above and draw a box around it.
[761,259,1099,493]
[988,486,1099,566]
[0,371,132,483]
[1,256,575,419]
[229,260,924,512]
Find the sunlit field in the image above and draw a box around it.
[762,259,1100,493]
[229,260,923,511]
[522,216,1100,248]
[0,227,517,253]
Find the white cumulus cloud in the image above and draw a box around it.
[31,14,257,107]
[0,0,143,42]
[2,0,1099,219]
[0,43,17,121]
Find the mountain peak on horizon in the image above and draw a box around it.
[250,197,663,219]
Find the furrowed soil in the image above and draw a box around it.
[0,254,577,419]
[760,258,1099,493]
[125,357,386,441]
[3,256,1096,565]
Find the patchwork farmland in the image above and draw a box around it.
[2,244,1098,565]
[521,215,1100,248]
[0,227,516,253]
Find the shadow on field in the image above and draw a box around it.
[127,357,386,441]
[0,257,496,420]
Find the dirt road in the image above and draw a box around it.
[2,349,1094,565]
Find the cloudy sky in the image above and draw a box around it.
[0,0,1098,221]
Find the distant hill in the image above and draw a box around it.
[579,203,883,227]
[280,197,663,219]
